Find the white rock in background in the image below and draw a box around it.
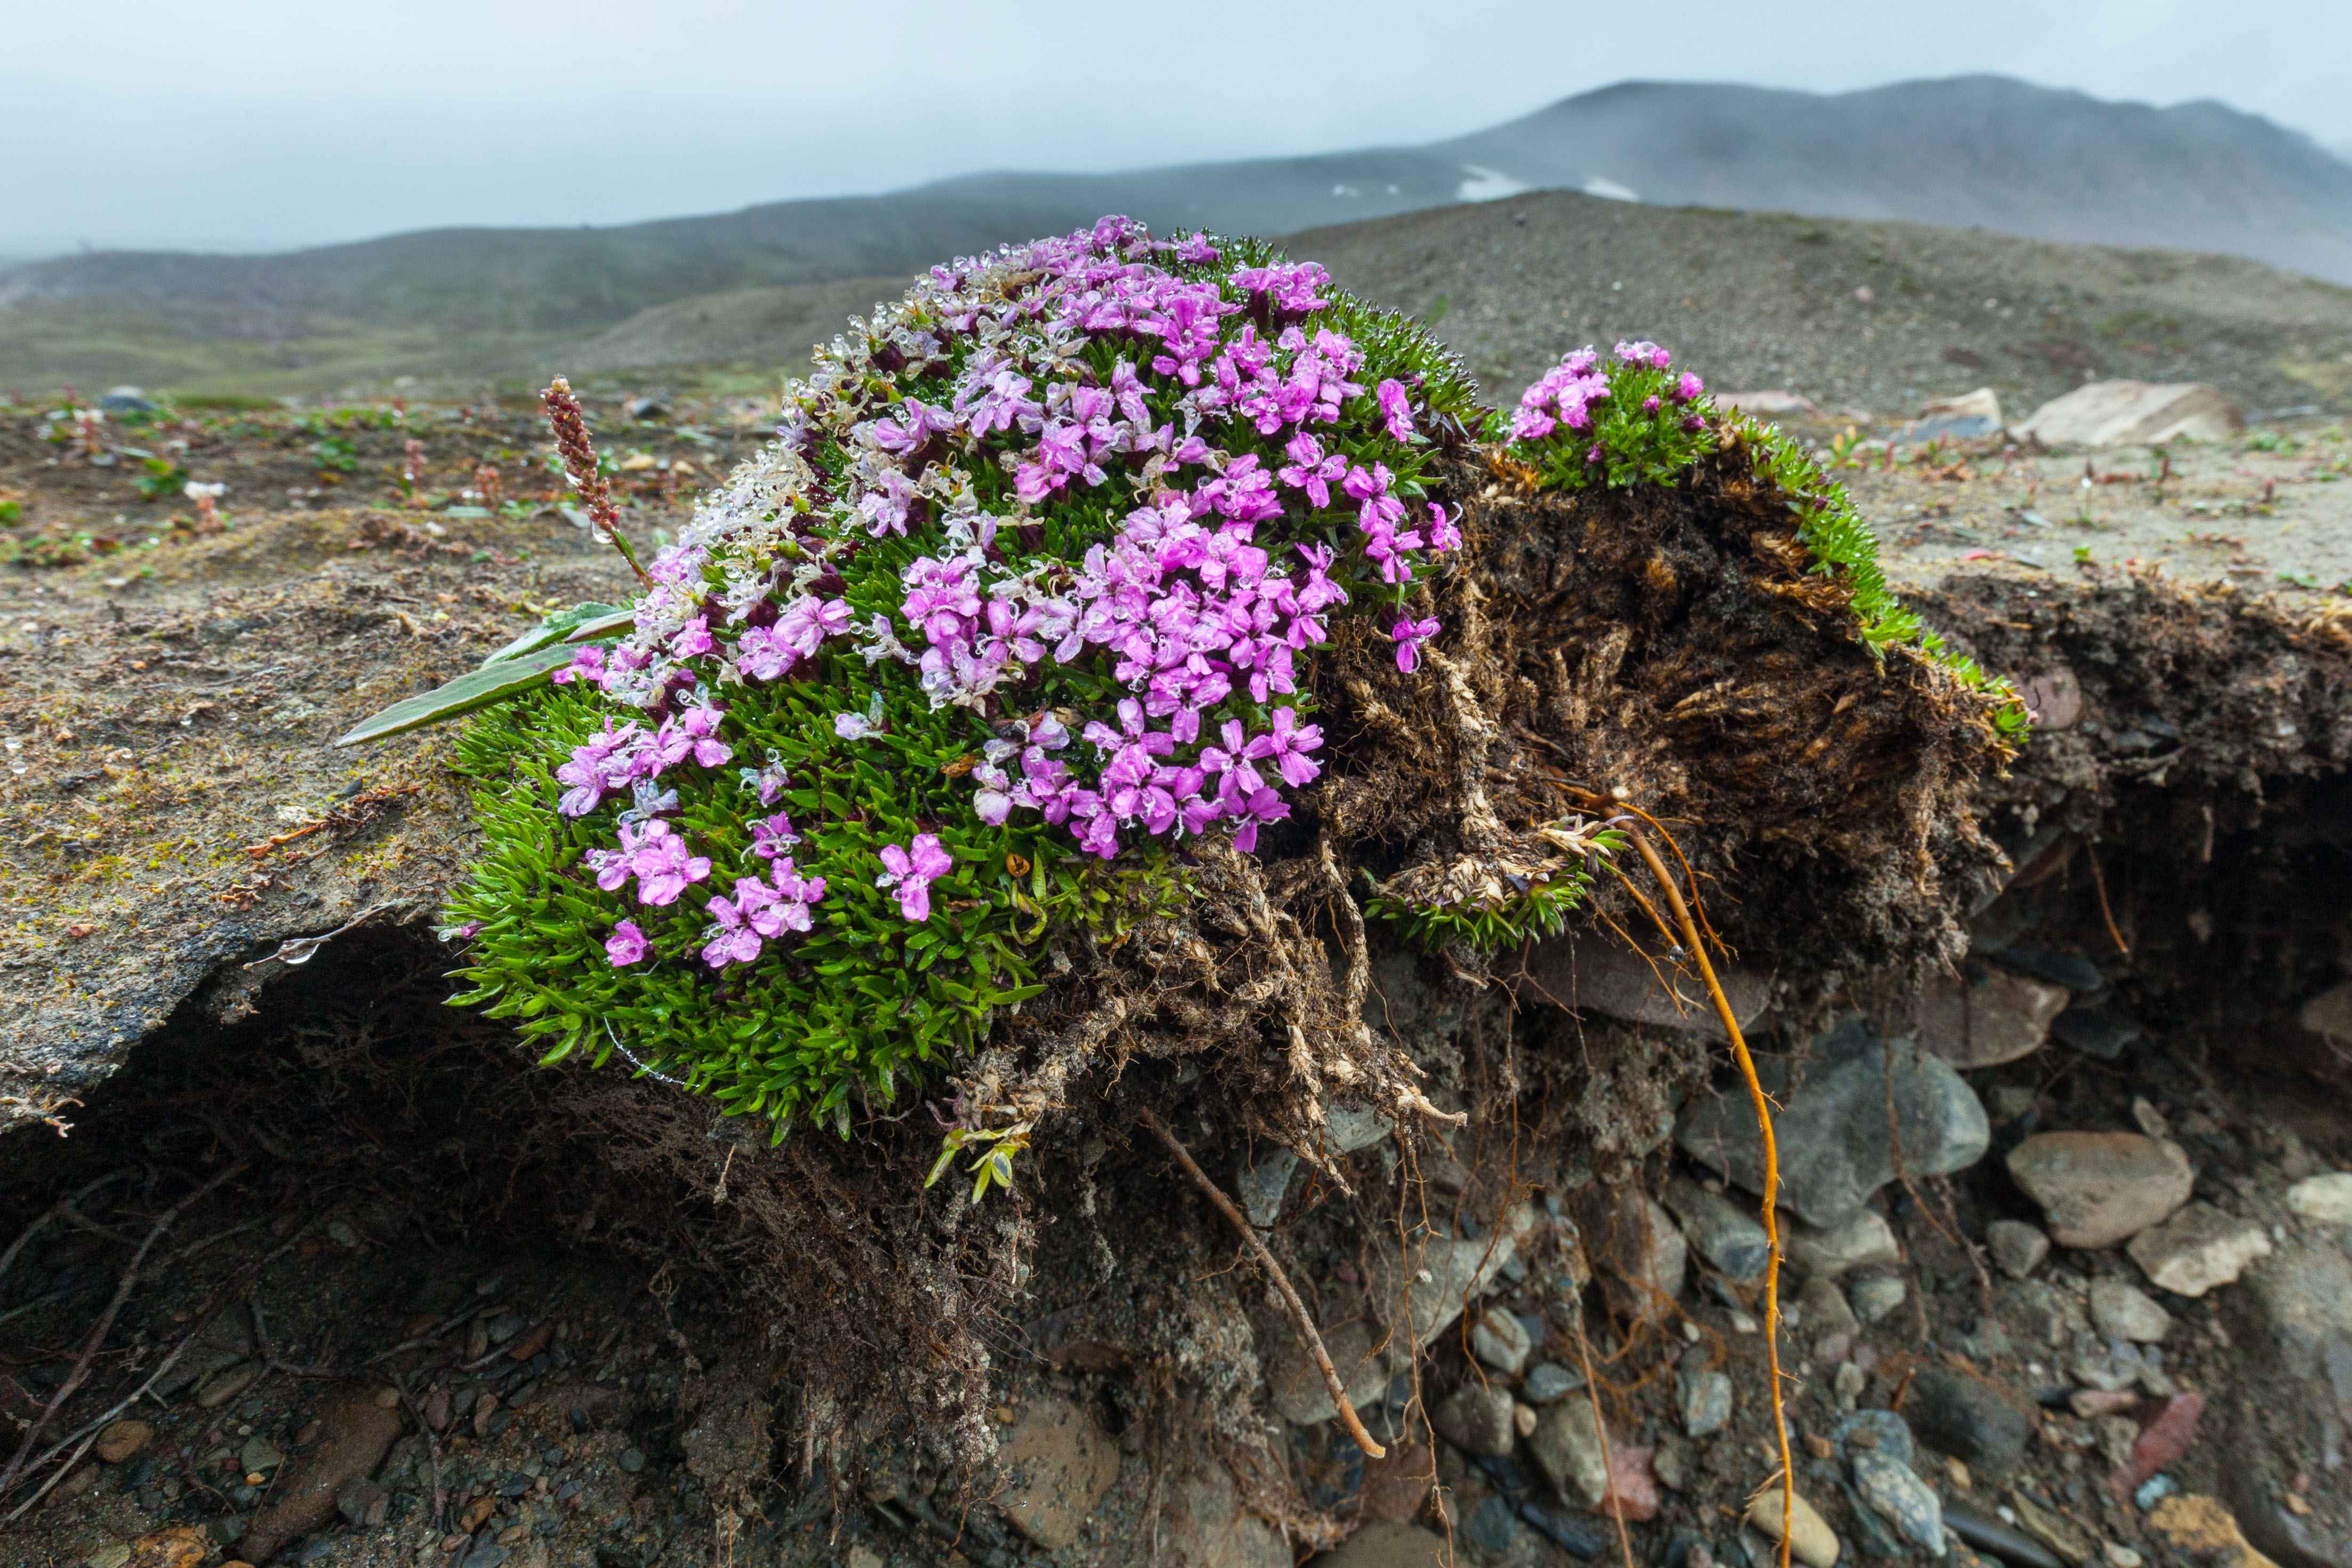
[2013,381,2243,448]
[1914,388,2003,441]
[2006,1131,2194,1249]
[2089,1278,2174,1342]
[2128,1202,2273,1297]
[1786,1208,1901,1280]
[2286,1172,2352,1225]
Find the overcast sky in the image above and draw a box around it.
[7,0,2349,259]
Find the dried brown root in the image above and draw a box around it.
[1135,1107,1387,1460]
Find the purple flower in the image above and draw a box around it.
[750,811,799,859]
[1376,378,1416,440]
[626,820,712,906]
[1392,615,1441,673]
[1425,503,1462,553]
[605,919,648,967]
[1673,371,1705,403]
[552,644,606,687]
[701,890,764,968]
[834,712,879,741]
[1246,706,1324,787]
[769,857,826,929]
[876,833,953,922]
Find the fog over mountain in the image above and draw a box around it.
[6,75,2351,391]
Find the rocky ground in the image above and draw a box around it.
[0,381,2349,1568]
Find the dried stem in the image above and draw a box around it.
[1567,1308,1638,1568]
[541,375,653,588]
[1135,1107,1386,1459]
[1624,824,1794,1568]
[2083,839,2130,956]
[0,1168,136,1291]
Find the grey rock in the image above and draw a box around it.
[2089,1278,2174,1342]
[1265,1308,1390,1425]
[98,387,157,414]
[1850,1273,1907,1325]
[1903,1367,2032,1480]
[1522,1362,1584,1404]
[1368,1204,1542,1354]
[1831,1411,1917,1468]
[1530,1398,1610,1508]
[1663,1177,1772,1284]
[619,1448,646,1474]
[1997,944,2104,991]
[1786,1208,1902,1279]
[1323,1101,1393,1155]
[2005,1132,2193,1249]
[1466,1493,1523,1554]
[1853,1451,1946,1556]
[1997,1278,2088,1349]
[239,1434,284,1473]
[1471,1310,1533,1376]
[1519,927,1772,1041]
[1914,969,2070,1068]
[2285,1172,2352,1225]
[2048,1007,2142,1060]
[1681,1019,1989,1227]
[2126,1201,2271,1297]
[1235,1149,1297,1228]
[1579,1188,1687,1322]
[1433,1382,1518,1459]
[1678,1369,1734,1438]
[1799,1276,1858,1337]
[1318,1523,1452,1568]
[1988,1220,2051,1280]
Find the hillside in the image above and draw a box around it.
[6,75,2352,397]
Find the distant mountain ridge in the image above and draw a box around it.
[5,75,2351,379]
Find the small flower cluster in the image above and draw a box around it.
[540,218,1462,969]
[1508,341,1713,483]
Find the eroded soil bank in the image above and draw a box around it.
[2,397,2351,1568]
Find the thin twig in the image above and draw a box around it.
[1567,1308,1638,1568]
[1136,1108,1386,1459]
[1624,823,1794,1568]
[0,1161,249,1500]
[2083,839,2130,957]
[0,1168,137,1291]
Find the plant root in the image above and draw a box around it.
[1135,1107,1387,1460]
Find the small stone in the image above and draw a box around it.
[239,1435,283,1473]
[1465,1494,1522,1554]
[1679,1369,1733,1438]
[85,1548,133,1568]
[1855,1450,1946,1556]
[2300,979,2352,1039]
[996,1393,1120,1551]
[121,1529,206,1568]
[2009,1489,2097,1566]
[2126,1203,2271,1297]
[1523,1362,1583,1404]
[1835,1362,1865,1404]
[1799,1276,1857,1337]
[2006,1133,2194,1249]
[1904,1366,2034,1480]
[1319,1522,1451,1567]
[1916,968,2072,1068]
[2285,1172,2352,1225]
[2102,1546,2141,1568]
[1786,1208,1901,1280]
[2088,1279,2173,1342]
[846,1550,884,1568]
[2110,1392,2203,1498]
[1663,1177,1772,1283]
[1530,1400,1610,1507]
[193,1360,261,1409]
[1596,1445,1660,1523]
[1234,1149,1297,1228]
[1432,1382,1518,1458]
[1988,1221,2051,1280]
[619,1448,646,1473]
[1832,1411,1916,1468]
[1471,1309,1533,1376]
[2147,1493,2254,1561]
[94,1420,153,1464]
[1747,1489,1840,1568]
[1850,1273,1907,1325]
[1514,1402,1539,1438]
[1578,1188,1688,1322]
[2069,1389,2141,1420]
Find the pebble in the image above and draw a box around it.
[1834,1362,1866,1405]
[1678,1369,1734,1438]
[1523,1361,1584,1403]
[1596,1445,1660,1523]
[2088,1278,2173,1342]
[1320,1522,1452,1567]
[2006,1132,2193,1249]
[2125,1202,2271,1297]
[619,1448,646,1474]
[2134,1474,2180,1510]
[1514,1402,1538,1438]
[2102,1546,2141,1568]
[1854,1450,1946,1556]
[1530,1399,1610,1508]
[1579,1188,1688,1322]
[1471,1309,1533,1376]
[1234,1149,1297,1228]
[1786,1208,1902,1280]
[194,1361,261,1409]
[1850,1273,1907,1325]
[1988,1220,2051,1280]
[1746,1488,1841,1568]
[239,1434,283,1473]
[1831,1410,1916,1468]
[1904,1366,2034,1480]
[2285,1172,2352,1225]
[1681,1017,1989,1227]
[1915,968,2071,1068]
[1945,1500,2062,1568]
[1663,1177,1773,1283]
[1799,1276,1857,1337]
[1521,1502,1614,1558]
[1433,1382,1518,1458]
[93,1420,153,1465]
[2110,1392,2203,1498]
[1465,1493,1522,1554]
[996,1394,1120,1551]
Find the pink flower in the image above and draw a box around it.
[626,820,711,906]
[1376,378,1415,440]
[750,811,799,859]
[605,920,648,966]
[1246,706,1324,787]
[1673,371,1705,403]
[1392,615,1441,673]
[876,833,953,922]
[552,645,606,687]
[701,890,764,968]
[1425,503,1462,553]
